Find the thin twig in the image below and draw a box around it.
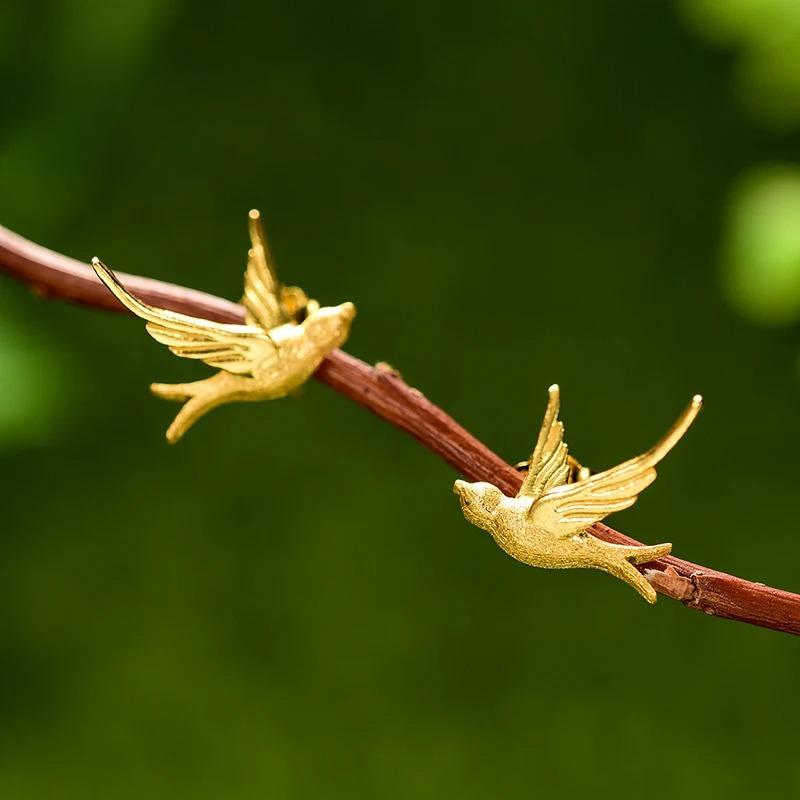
[2,223,799,635]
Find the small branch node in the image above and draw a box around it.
[375,361,401,378]
[644,565,696,603]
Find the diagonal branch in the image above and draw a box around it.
[2,223,799,635]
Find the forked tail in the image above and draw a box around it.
[150,373,235,443]
[624,542,672,565]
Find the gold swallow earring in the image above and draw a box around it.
[92,210,356,442]
[454,385,702,603]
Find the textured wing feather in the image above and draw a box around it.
[242,209,287,329]
[527,396,703,538]
[92,258,277,376]
[517,384,571,500]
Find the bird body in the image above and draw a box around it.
[454,385,702,603]
[92,210,355,442]
[146,313,349,440]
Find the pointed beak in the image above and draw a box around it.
[338,302,356,322]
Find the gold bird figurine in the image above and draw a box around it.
[92,210,356,443]
[454,385,702,603]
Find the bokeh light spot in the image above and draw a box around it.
[722,166,800,326]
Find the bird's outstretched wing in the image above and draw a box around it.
[92,258,278,376]
[241,209,315,329]
[527,395,702,538]
[517,384,571,501]
[241,209,288,329]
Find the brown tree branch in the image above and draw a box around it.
[2,223,799,635]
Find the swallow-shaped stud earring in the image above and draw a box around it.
[454,385,702,603]
[92,210,356,442]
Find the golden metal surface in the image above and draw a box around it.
[515,454,592,482]
[92,210,356,442]
[454,385,702,603]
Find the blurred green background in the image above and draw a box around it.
[1,0,799,797]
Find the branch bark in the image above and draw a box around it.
[2,223,799,635]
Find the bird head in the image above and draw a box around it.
[453,480,503,531]
[303,302,357,350]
